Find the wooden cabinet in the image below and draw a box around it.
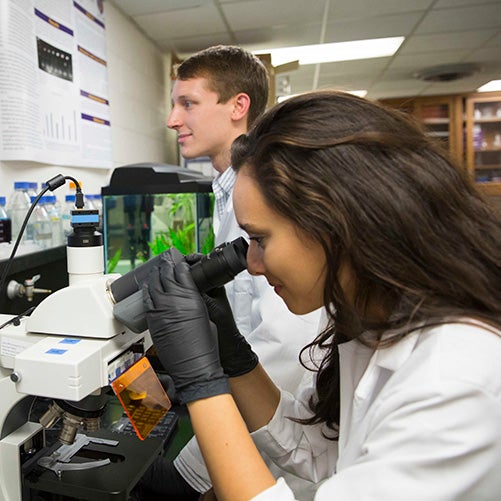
[381,92,501,195]
[380,95,463,164]
[465,91,501,195]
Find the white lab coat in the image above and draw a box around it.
[174,174,323,499]
[251,321,501,500]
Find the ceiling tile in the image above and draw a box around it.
[133,5,225,40]
[315,58,391,77]
[325,0,433,18]
[233,23,324,51]
[400,29,498,53]
[324,12,424,43]
[387,50,472,71]
[110,0,501,99]
[464,47,501,65]
[221,0,327,31]
[485,31,501,46]
[112,0,212,16]
[164,33,236,55]
[369,78,431,98]
[434,0,495,8]
[416,3,501,34]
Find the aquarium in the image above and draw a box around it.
[101,163,214,274]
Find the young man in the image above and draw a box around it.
[138,45,322,500]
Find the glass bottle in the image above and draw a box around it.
[62,194,76,238]
[0,196,12,245]
[45,195,64,247]
[30,196,52,249]
[6,182,33,243]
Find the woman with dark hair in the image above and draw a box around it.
[144,90,501,500]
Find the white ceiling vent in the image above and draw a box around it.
[414,63,482,83]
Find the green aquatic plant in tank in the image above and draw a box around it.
[149,193,215,257]
[102,164,215,275]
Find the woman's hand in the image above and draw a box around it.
[144,251,278,501]
[186,253,259,377]
[143,249,229,404]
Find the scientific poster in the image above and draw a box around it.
[0,0,112,168]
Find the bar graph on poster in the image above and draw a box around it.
[43,110,79,143]
[0,0,112,168]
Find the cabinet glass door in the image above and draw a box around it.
[415,97,463,164]
[419,103,451,146]
[466,93,501,193]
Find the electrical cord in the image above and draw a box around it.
[0,305,36,331]
[0,174,85,302]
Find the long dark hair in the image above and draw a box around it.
[232,90,501,434]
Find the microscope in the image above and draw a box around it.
[0,197,248,500]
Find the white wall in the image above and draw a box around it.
[0,1,175,201]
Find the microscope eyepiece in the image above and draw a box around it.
[110,237,248,333]
[187,238,249,292]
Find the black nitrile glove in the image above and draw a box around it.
[186,254,259,378]
[143,249,230,404]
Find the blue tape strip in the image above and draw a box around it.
[71,214,99,223]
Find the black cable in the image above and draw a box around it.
[27,395,39,422]
[0,174,85,300]
[63,175,84,209]
[0,185,51,299]
[0,305,36,330]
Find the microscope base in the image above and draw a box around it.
[23,429,164,500]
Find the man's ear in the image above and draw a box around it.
[231,93,251,122]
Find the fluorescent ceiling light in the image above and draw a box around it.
[277,94,298,103]
[477,80,501,92]
[256,37,404,67]
[347,90,367,98]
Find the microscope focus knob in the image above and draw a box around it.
[10,371,21,383]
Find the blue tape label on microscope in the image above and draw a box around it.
[60,338,80,344]
[46,348,68,355]
[71,214,99,223]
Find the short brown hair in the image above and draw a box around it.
[173,45,269,128]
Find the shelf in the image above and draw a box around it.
[475,165,501,171]
[467,92,501,192]
[381,92,501,193]
[475,182,501,196]
[428,131,450,137]
[422,118,450,124]
[473,118,501,124]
